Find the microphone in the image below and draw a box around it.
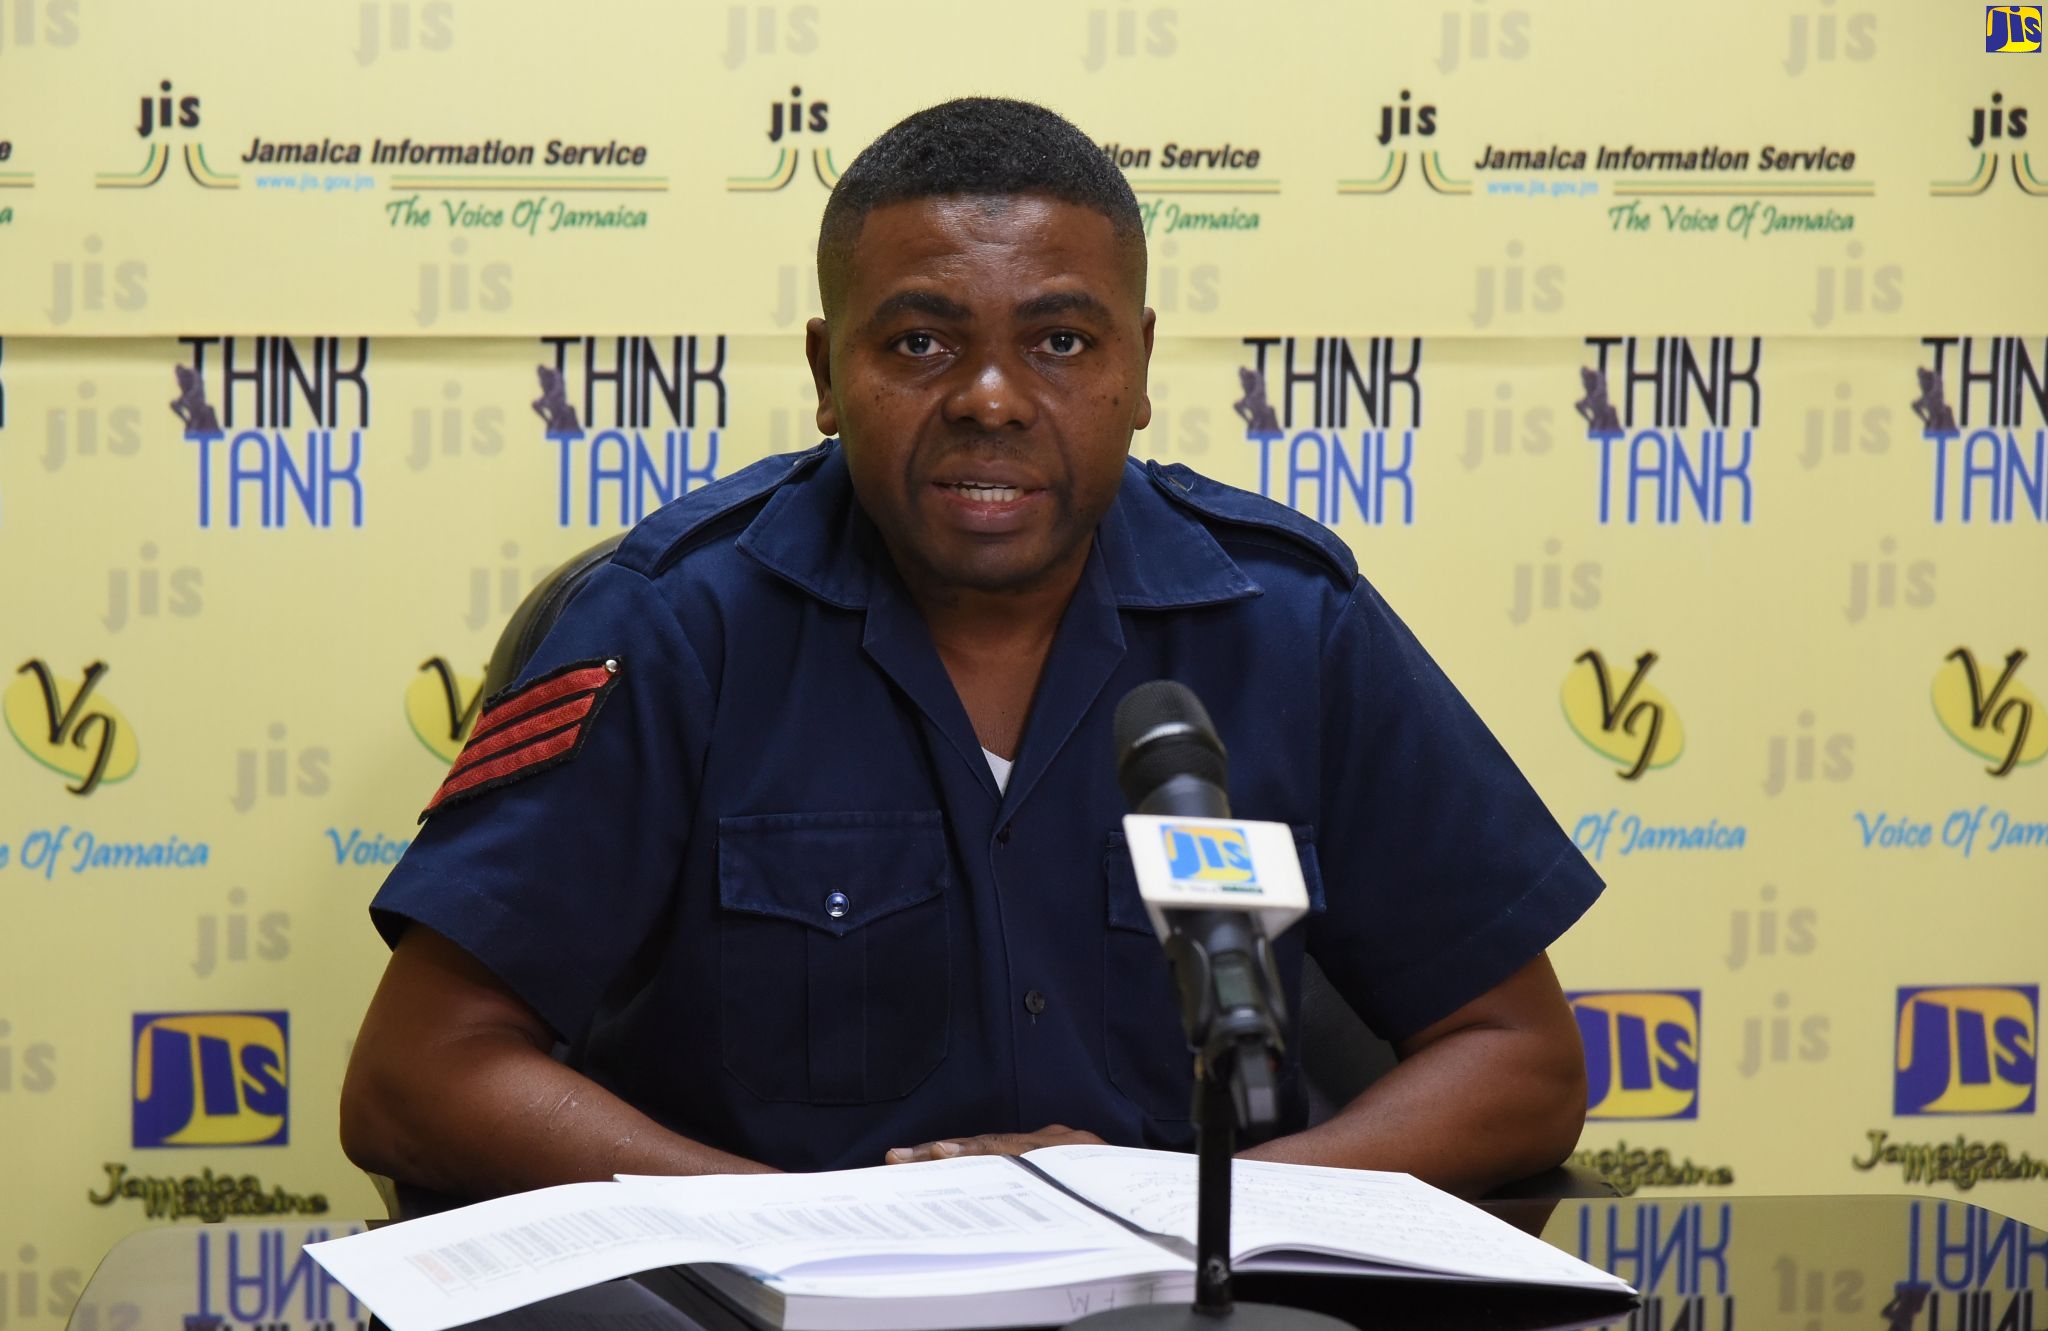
[1112,681,1301,1133]
[1114,680,1232,819]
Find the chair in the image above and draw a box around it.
[378,535,1611,1213]
[480,533,628,699]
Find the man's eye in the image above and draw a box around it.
[896,333,941,357]
[1041,332,1086,357]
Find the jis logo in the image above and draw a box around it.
[1570,990,1701,1120]
[1895,985,2037,1116]
[132,1011,288,1147]
[1161,824,1256,887]
[1985,6,2043,52]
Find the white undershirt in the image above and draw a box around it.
[982,747,1013,794]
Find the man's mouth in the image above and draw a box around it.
[937,480,1027,503]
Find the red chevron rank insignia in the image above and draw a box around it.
[420,658,622,821]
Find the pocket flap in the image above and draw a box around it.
[718,811,948,938]
[1104,823,1326,935]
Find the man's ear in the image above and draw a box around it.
[1132,306,1156,431]
[805,317,839,437]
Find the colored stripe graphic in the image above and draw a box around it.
[420,660,620,819]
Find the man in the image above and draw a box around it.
[341,98,1600,1203]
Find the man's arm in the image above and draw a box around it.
[340,925,775,1199]
[1239,952,1586,1197]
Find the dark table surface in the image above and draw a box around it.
[67,1192,2044,1331]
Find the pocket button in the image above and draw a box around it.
[825,891,850,919]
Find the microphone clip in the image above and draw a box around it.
[1163,914,1288,1135]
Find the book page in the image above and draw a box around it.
[1023,1144,1633,1293]
[307,1158,1173,1331]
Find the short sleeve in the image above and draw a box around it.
[1306,580,1603,1041]
[370,562,710,1042]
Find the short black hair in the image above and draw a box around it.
[816,97,1145,317]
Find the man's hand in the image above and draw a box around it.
[885,1125,1104,1164]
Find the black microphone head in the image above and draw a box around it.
[1113,680,1227,810]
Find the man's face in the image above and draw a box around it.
[807,195,1154,598]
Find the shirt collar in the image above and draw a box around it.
[736,441,1263,611]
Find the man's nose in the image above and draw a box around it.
[943,348,1037,431]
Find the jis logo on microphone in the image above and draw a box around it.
[1161,824,1257,888]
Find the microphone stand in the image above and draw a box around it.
[1067,924,1348,1331]
[1193,1046,1247,1311]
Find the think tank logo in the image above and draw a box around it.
[1577,337,1760,525]
[1235,337,1421,528]
[172,338,372,530]
[1914,339,2047,524]
[534,336,728,526]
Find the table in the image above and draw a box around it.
[65,1193,2043,1331]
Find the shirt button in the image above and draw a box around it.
[825,891,850,919]
[1024,990,1047,1016]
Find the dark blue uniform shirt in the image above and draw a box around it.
[372,441,1603,1173]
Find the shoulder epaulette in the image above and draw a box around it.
[1143,460,1358,586]
[613,443,831,577]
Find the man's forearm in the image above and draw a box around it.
[341,925,774,1200]
[341,1027,774,1199]
[1239,1022,1586,1197]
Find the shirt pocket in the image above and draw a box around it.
[1101,824,1325,1122]
[717,811,951,1105]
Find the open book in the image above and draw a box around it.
[306,1145,1633,1331]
